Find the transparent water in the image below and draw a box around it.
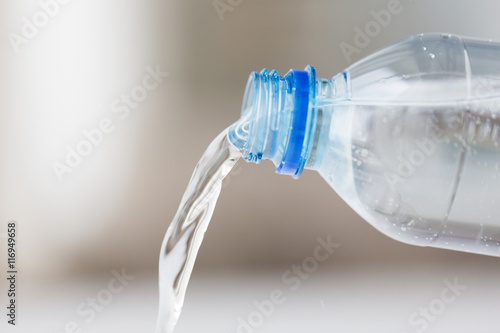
[155,130,241,333]
[314,96,500,255]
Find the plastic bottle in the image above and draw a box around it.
[228,33,500,257]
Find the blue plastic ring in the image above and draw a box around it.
[278,69,309,175]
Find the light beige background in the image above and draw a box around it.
[1,1,499,332]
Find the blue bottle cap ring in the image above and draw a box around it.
[277,69,310,176]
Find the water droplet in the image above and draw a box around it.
[422,47,427,51]
[429,53,435,59]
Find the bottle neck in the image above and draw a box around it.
[228,66,348,178]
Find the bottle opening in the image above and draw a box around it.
[228,66,316,178]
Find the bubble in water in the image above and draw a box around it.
[392,125,402,137]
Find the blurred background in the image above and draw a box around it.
[1,0,500,332]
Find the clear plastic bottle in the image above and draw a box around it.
[228,33,500,257]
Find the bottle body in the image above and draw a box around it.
[230,33,500,256]
[313,91,500,256]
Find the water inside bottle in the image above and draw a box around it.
[154,77,500,332]
[315,96,500,254]
[155,129,241,333]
